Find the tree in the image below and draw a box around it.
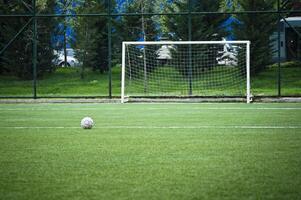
[161,0,226,41]
[161,0,227,75]
[0,0,56,79]
[73,0,113,78]
[282,0,301,17]
[0,0,32,77]
[231,0,277,74]
[55,0,80,67]
[117,0,159,42]
[115,0,159,74]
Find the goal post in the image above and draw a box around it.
[121,41,251,103]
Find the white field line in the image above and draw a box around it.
[1,107,301,111]
[1,125,301,129]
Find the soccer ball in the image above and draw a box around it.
[80,117,94,129]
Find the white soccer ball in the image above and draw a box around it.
[80,117,94,129]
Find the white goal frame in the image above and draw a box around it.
[121,41,251,103]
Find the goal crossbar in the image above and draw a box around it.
[123,41,250,45]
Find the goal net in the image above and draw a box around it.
[121,41,251,103]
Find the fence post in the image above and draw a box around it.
[188,0,192,96]
[277,0,281,97]
[32,0,37,99]
[108,0,112,98]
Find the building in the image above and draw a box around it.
[272,16,301,61]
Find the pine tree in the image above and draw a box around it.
[73,0,111,78]
[161,0,226,75]
[115,0,160,73]
[161,0,226,41]
[55,0,80,67]
[231,0,277,74]
[0,0,56,79]
[0,1,32,78]
[37,0,57,75]
[117,0,159,42]
[282,0,300,17]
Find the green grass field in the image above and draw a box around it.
[1,103,301,200]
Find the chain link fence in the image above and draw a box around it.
[0,0,300,99]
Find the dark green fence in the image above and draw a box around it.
[0,0,300,98]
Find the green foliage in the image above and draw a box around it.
[0,1,32,78]
[116,0,159,42]
[162,0,226,41]
[73,0,112,76]
[231,0,277,74]
[161,0,188,41]
[161,0,226,76]
[282,0,300,17]
[0,0,56,79]
[115,1,161,74]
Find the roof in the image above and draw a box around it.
[281,17,301,22]
[281,16,301,27]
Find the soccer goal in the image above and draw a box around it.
[121,41,251,103]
